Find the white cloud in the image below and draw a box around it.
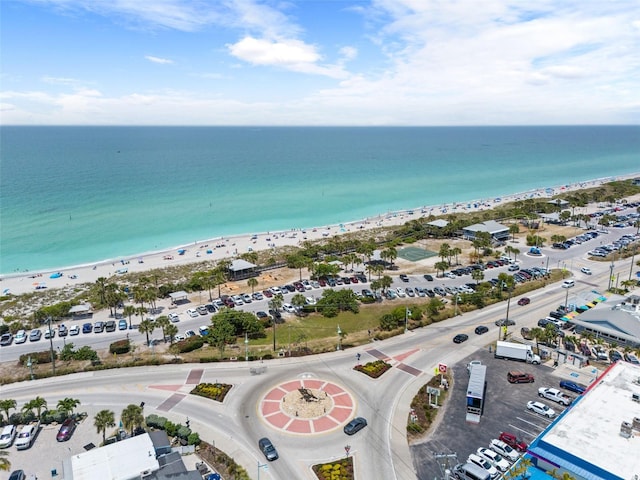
[228,36,320,66]
[145,55,174,64]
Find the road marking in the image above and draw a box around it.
[509,423,540,437]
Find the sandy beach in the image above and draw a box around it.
[1,174,637,297]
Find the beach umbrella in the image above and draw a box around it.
[50,272,62,278]
[2,288,10,294]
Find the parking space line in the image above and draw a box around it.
[509,422,540,438]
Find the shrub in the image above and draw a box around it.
[354,360,391,378]
[109,339,131,354]
[177,425,192,439]
[19,350,56,365]
[175,336,204,353]
[190,383,233,402]
[165,421,178,437]
[187,432,201,446]
[145,414,167,430]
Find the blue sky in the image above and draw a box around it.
[1,0,639,125]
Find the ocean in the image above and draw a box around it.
[1,126,639,274]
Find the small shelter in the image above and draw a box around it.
[169,291,189,305]
[69,304,93,319]
[462,220,509,243]
[228,259,257,281]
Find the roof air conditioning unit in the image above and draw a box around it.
[620,421,633,438]
[633,417,640,431]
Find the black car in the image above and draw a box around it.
[453,334,469,344]
[58,324,68,337]
[474,326,489,335]
[423,274,434,281]
[343,417,367,435]
[258,437,279,461]
[495,318,516,326]
[609,350,623,362]
[8,471,25,480]
[399,274,409,282]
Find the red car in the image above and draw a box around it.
[499,431,527,452]
[517,297,530,306]
[56,417,77,442]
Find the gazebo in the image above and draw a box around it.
[228,259,257,281]
[69,304,93,319]
[169,291,189,305]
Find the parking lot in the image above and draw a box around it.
[411,347,574,479]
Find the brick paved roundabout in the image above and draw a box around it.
[259,378,355,434]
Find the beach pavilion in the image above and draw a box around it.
[69,304,93,320]
[228,259,257,281]
[461,220,509,243]
[169,291,189,305]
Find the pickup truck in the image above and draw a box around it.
[538,387,573,406]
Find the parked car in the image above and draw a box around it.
[498,432,527,452]
[453,334,469,344]
[186,309,199,318]
[196,305,209,315]
[14,330,27,344]
[559,380,586,394]
[399,274,409,283]
[343,417,367,435]
[467,453,499,479]
[105,320,116,332]
[0,333,13,346]
[474,326,489,335]
[29,329,42,342]
[0,424,17,448]
[624,353,640,365]
[44,328,55,339]
[423,274,434,281]
[489,439,520,462]
[609,350,623,362]
[58,324,68,337]
[69,325,80,336]
[526,401,556,418]
[93,321,104,333]
[517,297,530,306]
[168,313,180,323]
[282,303,296,313]
[15,423,38,450]
[8,471,25,480]
[476,447,511,472]
[118,319,128,330]
[56,417,77,442]
[82,323,93,334]
[507,371,534,384]
[258,437,279,461]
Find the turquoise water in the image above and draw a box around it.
[1,126,639,274]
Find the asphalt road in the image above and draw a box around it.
[1,220,637,479]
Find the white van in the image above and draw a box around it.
[452,462,491,480]
[562,280,575,288]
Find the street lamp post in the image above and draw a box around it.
[608,261,615,290]
[404,306,409,333]
[244,332,249,362]
[47,316,56,375]
[26,356,34,380]
[503,288,513,341]
[337,325,342,351]
[564,285,570,311]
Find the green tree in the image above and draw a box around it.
[23,396,47,420]
[138,318,155,346]
[0,399,16,423]
[268,293,284,313]
[509,223,520,241]
[121,404,144,435]
[122,304,136,330]
[56,397,81,417]
[291,293,307,313]
[434,261,449,277]
[209,316,237,357]
[381,246,398,268]
[94,409,116,444]
[247,277,259,294]
[0,450,10,472]
[165,324,178,344]
[155,315,171,343]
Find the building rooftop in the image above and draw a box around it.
[530,361,640,480]
[462,220,508,234]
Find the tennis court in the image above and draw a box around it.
[398,247,437,262]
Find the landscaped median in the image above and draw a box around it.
[189,382,233,402]
[313,457,354,480]
[407,373,452,440]
[353,359,392,378]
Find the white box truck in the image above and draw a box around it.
[494,341,541,364]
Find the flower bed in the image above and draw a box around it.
[312,457,354,480]
[353,359,391,378]
[190,382,233,402]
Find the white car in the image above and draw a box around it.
[561,280,575,288]
[270,286,282,295]
[489,439,519,462]
[445,272,457,279]
[252,292,264,301]
[69,325,80,336]
[168,313,180,323]
[174,334,185,342]
[242,293,252,303]
[15,424,38,450]
[580,267,592,275]
[184,330,196,338]
[282,303,296,313]
[231,295,244,306]
[476,447,511,472]
[467,453,499,479]
[14,329,27,344]
[186,309,199,318]
[396,287,407,297]
[527,401,556,418]
[305,296,317,305]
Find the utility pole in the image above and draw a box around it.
[244,332,248,362]
[433,452,458,479]
[337,325,342,351]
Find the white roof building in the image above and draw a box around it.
[527,361,640,480]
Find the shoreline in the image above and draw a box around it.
[2,173,638,296]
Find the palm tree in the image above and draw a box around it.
[471,269,484,285]
[381,246,397,269]
[23,396,47,420]
[247,277,258,294]
[291,293,306,313]
[268,293,284,313]
[56,397,80,417]
[0,450,10,472]
[165,324,178,344]
[94,409,116,444]
[434,261,449,278]
[121,404,144,435]
[155,316,170,343]
[138,318,155,346]
[0,399,16,423]
[135,306,148,329]
[450,247,462,266]
[123,304,136,330]
[95,276,108,305]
